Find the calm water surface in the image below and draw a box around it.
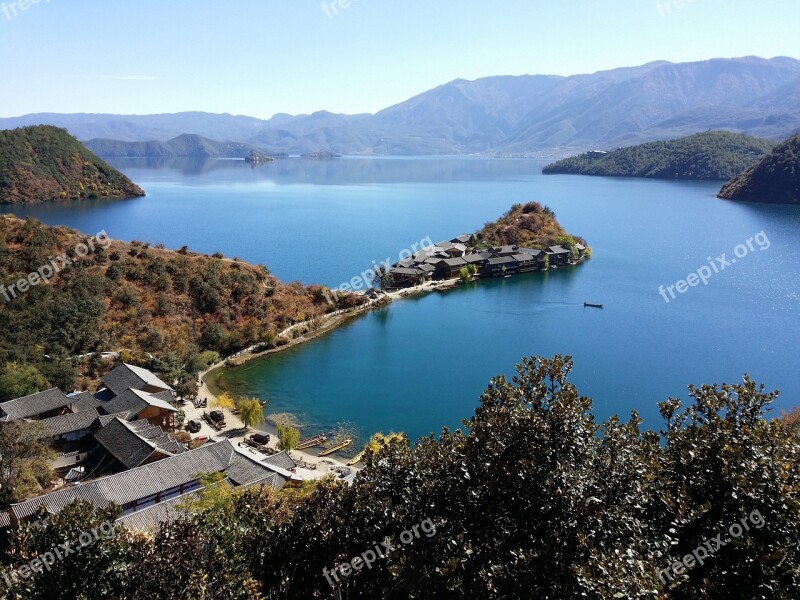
[4,157,798,445]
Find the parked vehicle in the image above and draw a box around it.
[249,433,270,445]
[209,410,225,422]
[186,420,201,433]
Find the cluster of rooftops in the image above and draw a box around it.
[0,363,297,532]
[387,234,586,288]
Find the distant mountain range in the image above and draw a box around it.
[3,56,800,156]
[542,131,775,180]
[83,134,265,159]
[718,133,800,203]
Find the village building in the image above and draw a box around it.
[0,388,74,422]
[2,440,295,531]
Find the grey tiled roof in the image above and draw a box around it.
[101,388,176,418]
[487,256,517,265]
[38,409,99,437]
[0,388,73,421]
[11,440,288,522]
[442,257,468,267]
[101,363,173,397]
[95,418,184,470]
[463,254,488,264]
[69,392,103,411]
[115,482,233,532]
[517,247,544,257]
[262,451,297,472]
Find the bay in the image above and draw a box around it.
[4,156,798,445]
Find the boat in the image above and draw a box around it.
[584,302,604,309]
[347,450,365,466]
[319,438,353,457]
[296,433,327,450]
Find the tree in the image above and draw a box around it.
[0,421,56,505]
[277,424,300,452]
[238,398,265,430]
[175,372,199,401]
[459,266,472,283]
[214,391,235,411]
[0,362,48,403]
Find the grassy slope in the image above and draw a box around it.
[0,216,365,387]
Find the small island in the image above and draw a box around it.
[0,126,145,204]
[383,202,589,289]
[718,132,800,204]
[542,131,774,181]
[245,150,275,164]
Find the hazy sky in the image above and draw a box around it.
[1,0,798,118]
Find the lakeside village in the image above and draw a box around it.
[0,227,589,538]
[0,362,352,536]
[384,234,588,288]
[323,234,589,306]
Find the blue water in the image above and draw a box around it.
[4,157,799,445]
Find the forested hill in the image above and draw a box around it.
[83,134,266,159]
[0,126,145,204]
[718,133,800,203]
[542,131,775,180]
[0,217,365,393]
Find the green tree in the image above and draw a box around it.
[0,421,56,504]
[459,266,472,283]
[277,424,300,452]
[238,398,266,430]
[175,371,199,401]
[0,362,48,402]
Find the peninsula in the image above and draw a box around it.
[542,131,774,181]
[0,126,145,204]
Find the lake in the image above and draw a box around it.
[4,156,799,446]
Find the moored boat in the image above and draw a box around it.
[297,433,327,450]
[319,438,353,457]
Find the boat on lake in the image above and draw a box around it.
[297,433,327,450]
[319,438,353,456]
[584,302,604,309]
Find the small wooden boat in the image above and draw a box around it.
[584,302,604,309]
[297,433,327,450]
[319,439,353,457]
[347,450,365,466]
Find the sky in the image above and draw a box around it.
[1,0,799,119]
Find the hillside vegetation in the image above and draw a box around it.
[477,201,588,251]
[0,126,145,204]
[84,134,268,159]
[542,131,774,180]
[0,216,364,391]
[718,132,800,203]
[5,356,798,598]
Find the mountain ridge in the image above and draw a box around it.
[3,56,800,156]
